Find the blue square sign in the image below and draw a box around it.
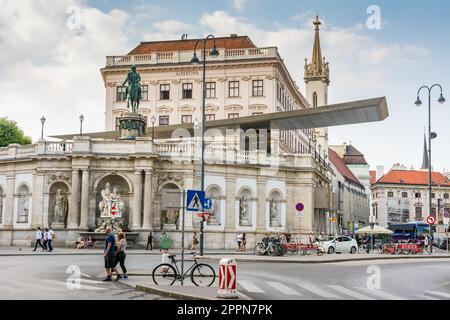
[186,190,205,212]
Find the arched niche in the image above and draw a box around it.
[205,185,224,225]
[48,182,70,228]
[96,175,131,228]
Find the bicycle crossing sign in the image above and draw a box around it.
[186,190,205,212]
[203,197,212,211]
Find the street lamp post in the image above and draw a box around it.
[151,114,156,140]
[40,116,46,140]
[79,114,85,136]
[415,84,446,254]
[191,35,219,256]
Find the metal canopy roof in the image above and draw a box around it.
[52,96,388,140]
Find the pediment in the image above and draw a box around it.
[179,105,195,113]
[156,105,172,114]
[225,104,243,112]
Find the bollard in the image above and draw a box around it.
[217,258,238,299]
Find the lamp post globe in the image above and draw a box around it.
[40,116,46,140]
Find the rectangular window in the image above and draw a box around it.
[402,192,408,198]
[228,81,239,97]
[182,83,193,99]
[445,193,449,199]
[206,82,216,98]
[181,115,192,124]
[415,193,421,198]
[116,86,127,102]
[252,112,263,116]
[141,85,148,101]
[388,192,394,198]
[159,116,169,126]
[431,207,436,218]
[160,84,170,100]
[432,193,436,198]
[252,80,264,97]
[205,114,215,121]
[228,113,239,119]
[415,207,422,221]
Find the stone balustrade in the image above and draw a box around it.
[106,47,279,67]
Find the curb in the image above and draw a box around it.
[198,254,450,264]
[0,251,253,257]
[134,284,252,301]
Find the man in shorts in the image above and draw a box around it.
[103,227,116,281]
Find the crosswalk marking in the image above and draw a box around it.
[266,281,303,296]
[327,285,375,300]
[297,282,340,298]
[425,291,450,299]
[355,287,404,300]
[237,280,265,293]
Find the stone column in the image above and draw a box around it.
[3,175,16,229]
[131,171,143,229]
[68,170,80,229]
[31,172,45,228]
[79,170,90,230]
[256,179,266,231]
[142,170,153,229]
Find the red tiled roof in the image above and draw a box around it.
[376,170,450,186]
[369,170,377,185]
[328,148,364,188]
[128,36,257,55]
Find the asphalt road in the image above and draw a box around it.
[1,252,450,300]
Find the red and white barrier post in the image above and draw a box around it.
[217,258,238,299]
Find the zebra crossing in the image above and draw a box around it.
[237,279,449,300]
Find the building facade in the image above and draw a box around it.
[371,165,450,235]
[0,18,338,248]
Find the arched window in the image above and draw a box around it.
[313,92,318,107]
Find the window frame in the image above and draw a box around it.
[228,113,239,119]
[206,82,216,98]
[181,114,192,124]
[252,79,264,97]
[141,85,149,101]
[160,84,170,100]
[159,115,169,126]
[228,81,240,98]
[116,86,127,102]
[182,83,193,99]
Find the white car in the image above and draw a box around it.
[318,236,359,254]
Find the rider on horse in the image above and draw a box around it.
[122,64,142,113]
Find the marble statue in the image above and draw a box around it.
[239,195,250,226]
[99,183,112,217]
[207,195,219,225]
[269,198,279,227]
[111,186,125,218]
[17,193,29,223]
[162,209,179,230]
[52,189,68,223]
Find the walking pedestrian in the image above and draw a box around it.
[42,228,49,252]
[241,233,247,252]
[190,232,199,250]
[424,234,430,255]
[103,227,116,281]
[146,232,153,251]
[47,226,54,252]
[114,232,128,280]
[32,227,44,251]
[308,232,315,248]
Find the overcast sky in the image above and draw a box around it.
[1,0,449,172]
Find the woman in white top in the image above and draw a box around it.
[114,232,128,280]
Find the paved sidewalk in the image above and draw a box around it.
[119,276,250,300]
[0,246,252,257]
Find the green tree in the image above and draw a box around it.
[0,117,32,147]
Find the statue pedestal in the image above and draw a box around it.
[163,224,177,231]
[95,216,124,233]
[240,219,250,226]
[207,217,219,225]
[119,112,147,140]
[52,222,65,230]
[270,219,280,227]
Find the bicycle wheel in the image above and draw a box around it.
[254,243,265,256]
[152,263,177,286]
[191,263,216,287]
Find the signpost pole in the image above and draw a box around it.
[181,191,186,286]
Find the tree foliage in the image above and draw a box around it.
[0,117,32,147]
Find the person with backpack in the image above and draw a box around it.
[32,227,45,252]
[47,226,54,252]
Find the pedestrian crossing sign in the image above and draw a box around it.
[186,190,205,212]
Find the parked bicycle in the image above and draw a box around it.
[254,236,285,256]
[152,252,216,286]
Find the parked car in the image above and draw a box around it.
[319,236,359,254]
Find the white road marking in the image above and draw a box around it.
[296,282,341,298]
[425,291,450,299]
[237,280,265,293]
[355,287,405,300]
[266,281,302,296]
[327,285,375,300]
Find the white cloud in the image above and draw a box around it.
[0,0,130,140]
[232,0,246,11]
